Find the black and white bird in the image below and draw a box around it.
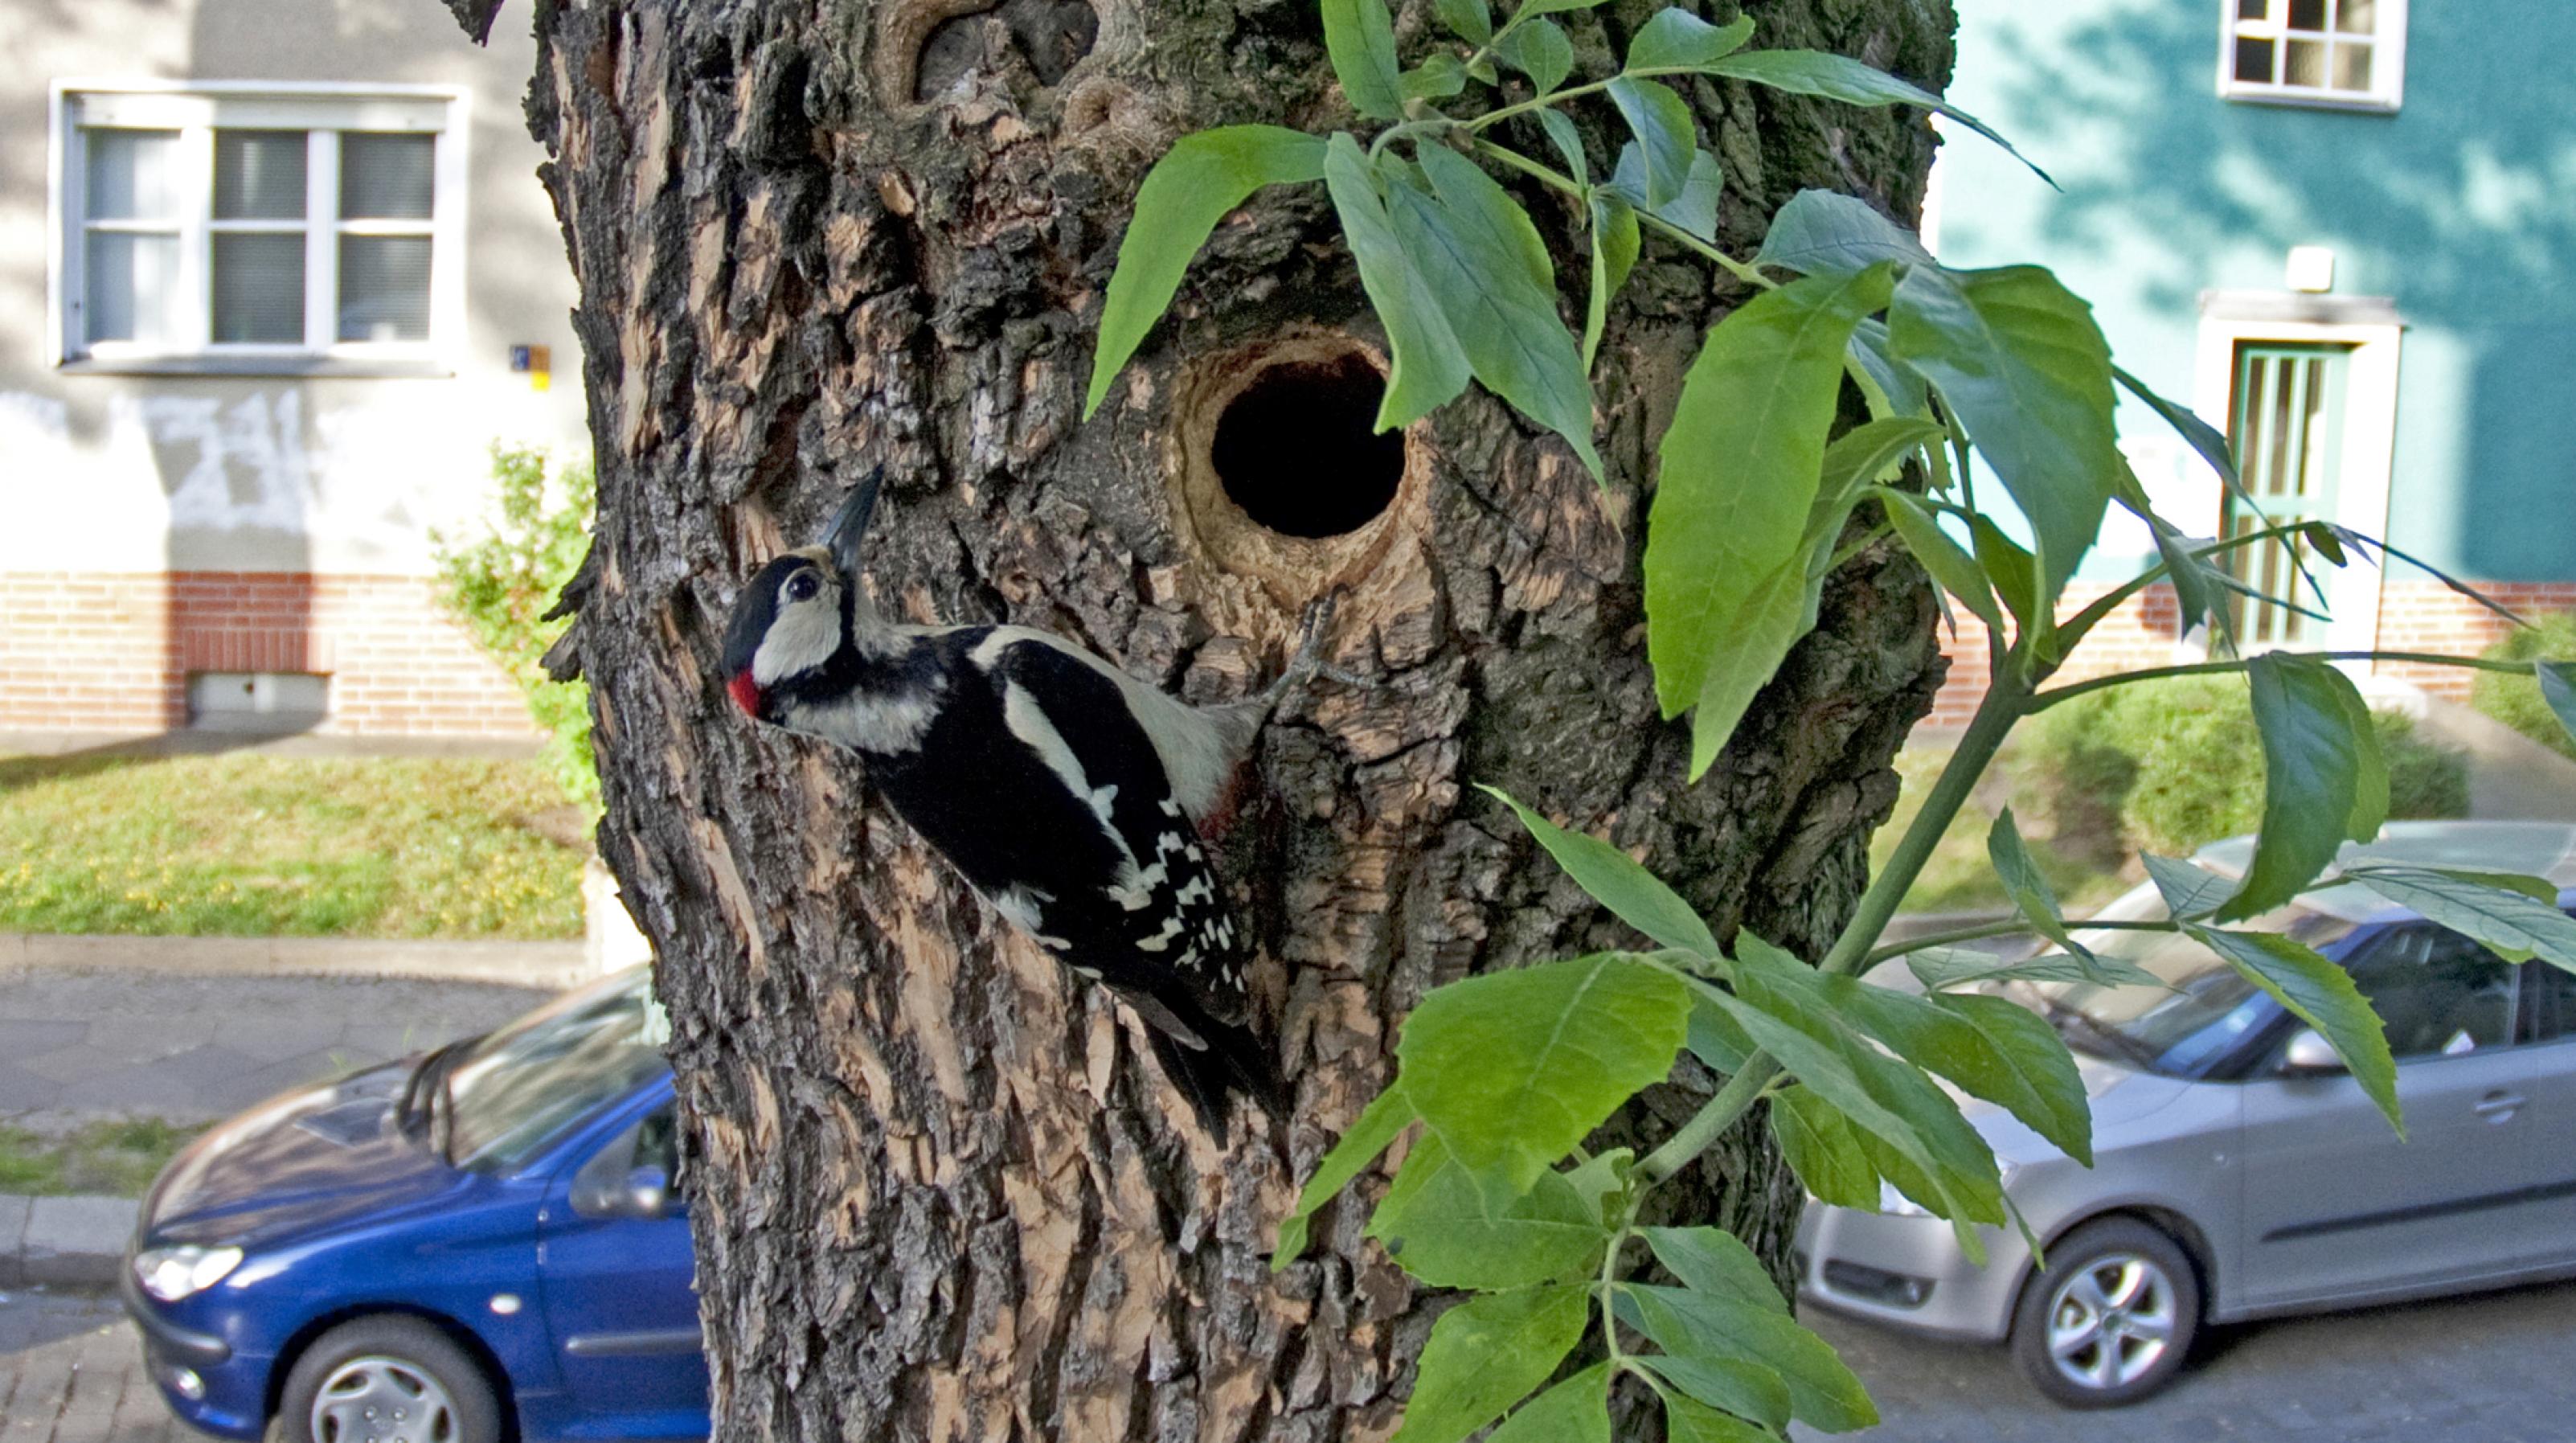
[719,469,1323,1138]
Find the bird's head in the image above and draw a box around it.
[719,467,881,722]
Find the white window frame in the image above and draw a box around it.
[2193,297,2404,658]
[46,80,470,376]
[2218,0,2408,113]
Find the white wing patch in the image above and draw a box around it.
[974,628,1236,824]
[1001,679,1141,877]
[992,884,1071,949]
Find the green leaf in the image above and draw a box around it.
[2139,500,2228,642]
[1688,990,1756,1072]
[1606,76,1697,208]
[1819,418,1942,508]
[1435,0,1492,44]
[1626,10,1755,72]
[1386,148,1603,477]
[1646,264,1894,776]
[1085,126,1328,418]
[1518,0,1609,13]
[2340,864,2576,971]
[1875,488,2001,629]
[1643,1226,1788,1313]
[1583,191,1638,368]
[1402,55,1468,101]
[1755,189,1931,279]
[1322,0,1405,120]
[1661,1391,1781,1443]
[2141,852,2238,920]
[1986,807,2091,962]
[1321,135,1473,430]
[2541,662,2576,749]
[2220,653,2389,923]
[1536,109,1588,185]
[2115,365,2238,489]
[1494,18,1575,93]
[1901,945,2160,992]
[1627,1285,1876,1433]
[1486,1364,1612,1443]
[1849,318,1927,417]
[1631,1351,1792,1433]
[1968,514,2040,639]
[1607,144,1724,242]
[1391,1285,1590,1443]
[1366,1135,1611,1288]
[1706,48,2054,187]
[1399,955,1690,1203]
[1482,785,1720,957]
[1274,1080,1416,1267]
[1890,264,2119,604]
[2185,923,2402,1133]
[1770,1084,1879,1209]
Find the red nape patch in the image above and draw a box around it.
[727,672,763,717]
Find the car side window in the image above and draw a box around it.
[2342,924,2517,1060]
[569,1104,683,1217]
[2524,932,2576,1043]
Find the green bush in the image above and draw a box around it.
[434,445,600,810]
[2026,674,2468,858]
[2473,612,2576,761]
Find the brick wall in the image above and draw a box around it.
[1925,577,2576,724]
[0,571,539,737]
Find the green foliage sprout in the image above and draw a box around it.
[1084,1,2576,1435]
[433,444,601,812]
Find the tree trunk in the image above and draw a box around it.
[471,0,1952,1435]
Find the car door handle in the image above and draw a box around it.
[2474,1092,2525,1121]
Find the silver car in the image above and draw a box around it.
[1793,821,2576,1407]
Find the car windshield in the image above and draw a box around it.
[2025,887,2359,1078]
[444,968,671,1172]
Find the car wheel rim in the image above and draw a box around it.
[311,1356,460,1443]
[2045,1252,2179,1392]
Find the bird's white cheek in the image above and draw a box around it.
[752,599,842,684]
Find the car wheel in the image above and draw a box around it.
[277,1316,504,1443]
[2009,1217,2201,1408]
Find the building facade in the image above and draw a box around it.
[1925,0,2576,723]
[2,0,587,737]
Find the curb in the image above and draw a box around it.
[0,933,596,990]
[0,1193,140,1291]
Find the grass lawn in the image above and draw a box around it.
[0,1117,207,1197]
[0,753,587,940]
[1872,742,2138,919]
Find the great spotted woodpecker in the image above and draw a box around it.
[719,469,1324,1138]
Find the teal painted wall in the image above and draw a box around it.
[1933,0,2576,583]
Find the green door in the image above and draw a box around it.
[2223,342,2350,646]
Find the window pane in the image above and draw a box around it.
[2287,0,2327,30]
[340,133,434,219]
[215,130,308,219]
[212,233,306,342]
[84,230,180,342]
[2238,0,2267,17]
[2348,929,2517,1060]
[84,129,180,220]
[2234,36,2277,82]
[2336,0,2376,32]
[2284,37,2327,85]
[2332,40,2374,92]
[338,235,432,341]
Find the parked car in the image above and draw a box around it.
[1795,821,2576,1407]
[122,965,706,1443]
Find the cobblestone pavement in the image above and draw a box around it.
[1799,1277,2576,1441]
[0,1294,182,1443]
[0,967,550,1128]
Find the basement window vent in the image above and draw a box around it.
[188,671,329,732]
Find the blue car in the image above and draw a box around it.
[122,965,707,1443]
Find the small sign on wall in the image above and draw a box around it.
[510,343,553,391]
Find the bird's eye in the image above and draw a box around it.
[786,572,821,603]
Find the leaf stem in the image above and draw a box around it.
[2030,650,2531,711]
[1862,916,2178,969]
[1466,78,1616,131]
[2054,521,2315,652]
[1636,1050,1780,1185]
[1466,141,1775,290]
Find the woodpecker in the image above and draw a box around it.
[719,469,1325,1138]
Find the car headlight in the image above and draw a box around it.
[134,1245,243,1303]
[1877,1163,2018,1220]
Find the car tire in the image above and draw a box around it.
[2009,1217,2201,1408]
[277,1316,505,1443]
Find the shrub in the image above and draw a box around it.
[2472,612,2576,761]
[2026,673,2468,858]
[434,445,600,810]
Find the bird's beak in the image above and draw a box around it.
[821,466,883,580]
[727,671,763,719]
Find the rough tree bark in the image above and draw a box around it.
[459,0,1954,1436]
